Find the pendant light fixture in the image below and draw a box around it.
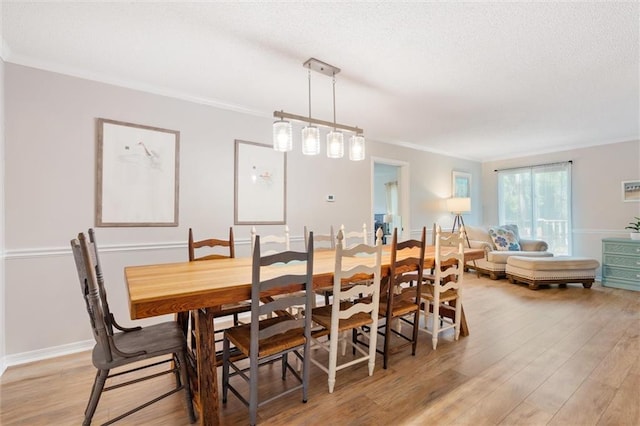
[273,58,365,161]
[301,64,320,155]
[326,71,344,159]
[273,118,292,152]
[349,134,365,161]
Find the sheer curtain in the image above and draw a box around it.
[385,181,401,235]
[497,162,572,254]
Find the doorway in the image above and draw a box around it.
[372,158,410,243]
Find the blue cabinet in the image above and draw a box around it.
[602,238,640,291]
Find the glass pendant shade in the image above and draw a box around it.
[326,131,344,158]
[272,119,292,152]
[349,134,366,161]
[301,125,320,155]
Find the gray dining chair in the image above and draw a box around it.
[222,233,314,426]
[71,231,195,425]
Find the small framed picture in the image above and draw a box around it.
[234,140,287,224]
[452,170,471,198]
[622,180,640,202]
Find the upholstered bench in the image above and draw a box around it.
[505,256,600,290]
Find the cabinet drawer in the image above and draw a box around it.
[603,241,640,256]
[603,254,640,269]
[602,265,640,282]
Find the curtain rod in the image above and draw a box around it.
[494,160,572,172]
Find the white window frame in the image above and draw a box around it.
[497,162,572,255]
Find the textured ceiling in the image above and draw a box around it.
[2,1,638,161]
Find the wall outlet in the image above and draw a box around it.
[326,194,335,202]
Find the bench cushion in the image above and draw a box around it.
[486,250,553,264]
[507,256,600,271]
[506,256,600,289]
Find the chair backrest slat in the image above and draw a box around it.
[333,228,383,321]
[250,234,313,352]
[305,225,335,251]
[189,227,235,261]
[340,223,368,248]
[71,235,113,363]
[251,226,290,255]
[386,226,426,302]
[434,225,465,292]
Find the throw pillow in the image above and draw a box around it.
[502,224,520,241]
[488,226,521,251]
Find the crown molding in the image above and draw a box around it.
[5,51,269,118]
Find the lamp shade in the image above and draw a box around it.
[349,134,365,161]
[273,119,292,152]
[326,130,344,158]
[301,125,320,155]
[447,197,471,214]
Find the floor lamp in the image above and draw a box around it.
[446,197,472,248]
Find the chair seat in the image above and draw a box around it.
[311,302,375,332]
[226,316,306,358]
[421,283,459,302]
[378,298,420,317]
[214,301,252,318]
[92,321,185,370]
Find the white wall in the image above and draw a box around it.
[4,64,481,362]
[482,140,640,272]
[0,56,6,375]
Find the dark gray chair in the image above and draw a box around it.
[222,234,314,426]
[71,231,196,425]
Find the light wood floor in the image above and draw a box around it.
[2,273,639,425]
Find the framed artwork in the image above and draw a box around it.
[452,170,471,198]
[234,140,286,225]
[622,180,640,202]
[96,118,179,227]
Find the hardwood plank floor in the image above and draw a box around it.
[1,273,638,425]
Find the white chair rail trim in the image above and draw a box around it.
[4,236,307,260]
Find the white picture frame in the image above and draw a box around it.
[96,118,179,227]
[452,170,472,198]
[622,180,640,202]
[234,140,286,224]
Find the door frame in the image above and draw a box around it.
[371,157,410,242]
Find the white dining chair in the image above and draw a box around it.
[421,225,465,349]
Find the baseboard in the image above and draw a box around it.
[3,340,94,371]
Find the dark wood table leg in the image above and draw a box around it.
[459,304,469,337]
[195,307,220,426]
[435,301,469,337]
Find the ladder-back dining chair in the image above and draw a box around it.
[181,227,251,364]
[421,225,465,349]
[250,225,290,255]
[310,228,383,393]
[222,234,314,426]
[356,226,425,369]
[71,232,195,426]
[304,225,335,251]
[305,225,336,305]
[341,223,368,248]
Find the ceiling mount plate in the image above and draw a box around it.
[303,57,340,76]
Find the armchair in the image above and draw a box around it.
[464,224,552,279]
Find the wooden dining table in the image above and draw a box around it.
[125,245,484,425]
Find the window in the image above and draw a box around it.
[497,162,572,255]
